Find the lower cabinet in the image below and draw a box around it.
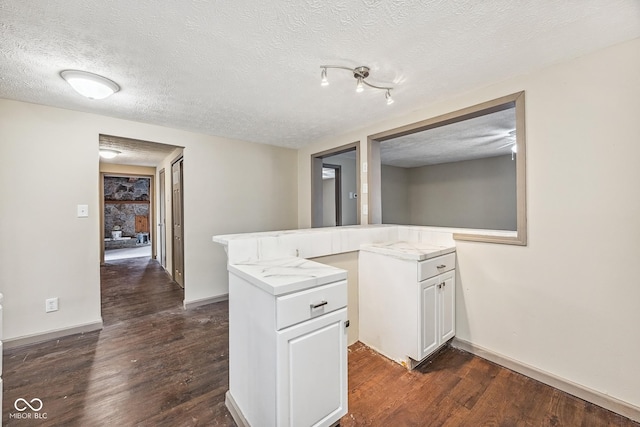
[359,250,456,368]
[419,270,455,360]
[226,272,348,427]
[277,309,348,427]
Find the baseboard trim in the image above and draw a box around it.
[4,319,104,350]
[452,338,640,422]
[226,390,250,427]
[183,294,228,310]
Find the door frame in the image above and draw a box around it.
[100,172,156,265]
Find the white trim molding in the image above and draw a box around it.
[4,320,103,350]
[183,294,228,310]
[452,338,640,423]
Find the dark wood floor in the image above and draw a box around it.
[3,257,638,426]
[344,343,638,426]
[3,258,235,426]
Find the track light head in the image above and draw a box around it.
[385,90,394,105]
[320,68,329,86]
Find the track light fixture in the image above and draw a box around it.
[320,65,394,104]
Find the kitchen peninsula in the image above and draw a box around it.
[214,225,507,427]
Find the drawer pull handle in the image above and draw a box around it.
[311,301,328,309]
[437,264,446,269]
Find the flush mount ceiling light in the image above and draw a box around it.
[320,65,394,105]
[60,70,120,100]
[99,149,121,159]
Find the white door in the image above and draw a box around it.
[440,272,456,343]
[277,308,348,427]
[419,277,439,360]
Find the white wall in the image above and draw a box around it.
[322,178,337,227]
[406,155,516,230]
[381,164,409,224]
[298,38,640,410]
[0,99,298,342]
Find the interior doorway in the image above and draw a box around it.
[322,164,342,226]
[102,174,154,262]
[311,142,360,228]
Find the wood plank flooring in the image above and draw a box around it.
[3,257,638,426]
[4,258,235,426]
[344,343,639,426]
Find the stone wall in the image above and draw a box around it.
[104,177,150,238]
[104,176,150,201]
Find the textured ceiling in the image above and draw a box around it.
[1,1,639,150]
[380,107,515,167]
[99,135,180,167]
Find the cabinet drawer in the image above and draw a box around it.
[418,253,456,281]
[276,280,347,330]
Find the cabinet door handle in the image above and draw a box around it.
[310,301,328,309]
[437,264,446,269]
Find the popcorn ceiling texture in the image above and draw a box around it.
[1,1,639,148]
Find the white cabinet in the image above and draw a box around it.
[418,270,455,361]
[359,249,456,369]
[226,261,348,427]
[277,309,347,427]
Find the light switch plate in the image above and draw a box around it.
[46,297,59,313]
[77,204,89,218]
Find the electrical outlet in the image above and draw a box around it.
[77,204,89,218]
[46,297,59,313]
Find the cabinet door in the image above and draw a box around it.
[277,308,348,427]
[440,272,456,343]
[419,277,439,360]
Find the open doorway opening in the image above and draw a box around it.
[103,174,153,261]
[98,134,184,322]
[311,142,360,228]
[322,164,342,226]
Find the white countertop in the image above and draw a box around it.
[228,256,347,296]
[213,224,460,264]
[360,241,456,261]
[215,225,459,295]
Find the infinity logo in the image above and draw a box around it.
[14,398,44,412]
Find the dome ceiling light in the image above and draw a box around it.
[99,149,121,159]
[60,70,120,100]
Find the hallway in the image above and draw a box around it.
[3,257,234,426]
